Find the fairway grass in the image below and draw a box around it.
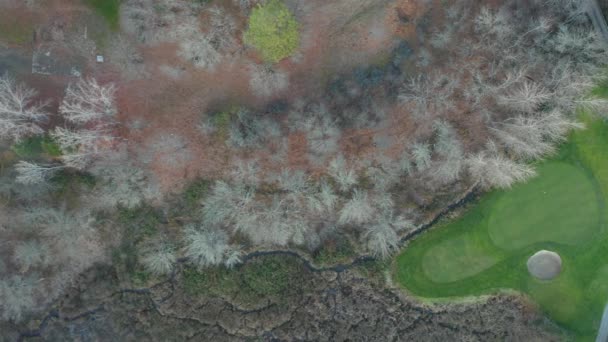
[422,232,503,283]
[488,162,600,250]
[394,114,608,340]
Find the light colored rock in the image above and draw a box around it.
[527,250,562,280]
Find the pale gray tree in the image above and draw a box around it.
[59,78,116,124]
[14,161,64,185]
[0,74,48,142]
[140,240,176,276]
[467,152,536,189]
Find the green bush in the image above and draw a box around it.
[41,137,62,157]
[50,170,96,195]
[203,109,235,141]
[244,0,300,63]
[117,206,161,241]
[313,238,356,266]
[131,269,152,286]
[12,136,62,158]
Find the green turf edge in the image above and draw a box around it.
[392,115,608,340]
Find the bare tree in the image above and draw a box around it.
[0,274,37,322]
[178,37,221,70]
[207,6,238,51]
[51,127,114,170]
[306,180,337,214]
[249,199,289,245]
[59,78,117,125]
[399,74,456,118]
[249,64,289,98]
[230,160,260,186]
[339,189,374,225]
[575,95,608,116]
[0,74,48,142]
[305,114,340,159]
[14,161,64,185]
[474,6,513,41]
[328,155,357,192]
[13,240,49,273]
[466,152,537,189]
[364,212,414,259]
[89,155,162,210]
[430,25,454,49]
[498,81,551,113]
[412,143,432,172]
[491,110,584,160]
[140,240,176,276]
[203,181,255,226]
[432,120,464,183]
[223,246,243,268]
[183,225,229,268]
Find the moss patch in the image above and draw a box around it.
[182,178,212,208]
[0,11,34,45]
[182,255,309,306]
[12,136,62,159]
[85,0,121,30]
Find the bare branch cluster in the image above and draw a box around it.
[0,74,48,142]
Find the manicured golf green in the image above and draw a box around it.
[394,114,608,341]
[488,162,600,250]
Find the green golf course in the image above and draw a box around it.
[393,111,608,340]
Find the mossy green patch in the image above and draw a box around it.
[394,109,608,339]
[244,0,300,63]
[111,206,162,278]
[355,258,390,287]
[241,256,300,297]
[85,0,121,30]
[182,255,309,306]
[183,266,240,297]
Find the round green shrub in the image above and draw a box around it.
[244,0,300,63]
